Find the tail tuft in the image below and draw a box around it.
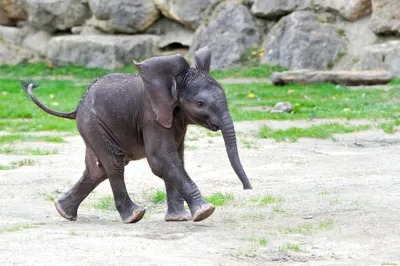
[20,80,40,92]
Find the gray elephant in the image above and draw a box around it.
[21,47,252,223]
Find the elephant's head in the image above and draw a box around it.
[135,47,252,190]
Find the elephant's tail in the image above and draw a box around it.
[20,80,78,120]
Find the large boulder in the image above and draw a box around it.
[145,17,193,49]
[251,0,372,22]
[370,0,400,36]
[47,35,158,69]
[262,11,346,70]
[21,28,52,56]
[271,70,393,86]
[153,0,217,30]
[313,0,372,21]
[0,5,10,25]
[19,0,90,32]
[360,41,400,76]
[189,2,259,69]
[88,0,159,33]
[251,0,306,19]
[2,0,28,21]
[0,25,23,43]
[0,39,38,64]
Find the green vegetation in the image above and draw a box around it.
[1,159,35,170]
[0,224,37,234]
[259,123,370,142]
[1,62,400,134]
[279,219,334,235]
[204,192,234,206]
[92,196,115,210]
[251,194,284,205]
[69,231,79,236]
[225,82,400,122]
[0,61,137,79]
[0,78,86,132]
[151,189,166,204]
[279,243,303,252]
[0,134,64,145]
[378,120,400,134]
[0,147,58,155]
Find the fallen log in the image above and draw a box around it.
[271,70,393,86]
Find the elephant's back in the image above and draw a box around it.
[79,73,145,115]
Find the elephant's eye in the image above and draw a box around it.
[196,100,205,108]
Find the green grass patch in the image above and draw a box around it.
[259,123,370,142]
[389,78,400,85]
[151,189,166,204]
[0,134,64,145]
[0,224,37,234]
[251,194,284,205]
[279,219,334,235]
[92,196,115,210]
[0,61,137,79]
[0,78,86,132]
[318,219,334,230]
[0,147,58,155]
[224,82,400,122]
[279,242,303,252]
[378,120,400,134]
[1,159,35,170]
[204,192,234,206]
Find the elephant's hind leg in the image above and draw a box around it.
[54,148,107,221]
[93,142,145,223]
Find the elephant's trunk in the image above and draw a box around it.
[218,109,252,190]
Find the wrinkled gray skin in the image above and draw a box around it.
[22,47,252,223]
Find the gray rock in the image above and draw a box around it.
[189,2,259,70]
[360,41,400,76]
[251,0,372,21]
[0,25,23,43]
[0,39,38,64]
[71,24,105,35]
[47,35,158,69]
[251,0,306,19]
[154,0,217,30]
[370,0,400,36]
[21,29,52,56]
[88,0,160,33]
[312,0,372,21]
[262,11,346,70]
[271,70,393,86]
[145,18,193,49]
[270,102,292,114]
[19,0,90,32]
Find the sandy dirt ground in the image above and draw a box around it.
[0,120,399,266]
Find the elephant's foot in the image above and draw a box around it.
[191,203,215,222]
[164,209,192,222]
[54,198,78,221]
[119,204,146,224]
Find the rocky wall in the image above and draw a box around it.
[0,0,399,75]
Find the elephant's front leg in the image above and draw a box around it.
[164,181,191,221]
[145,134,215,222]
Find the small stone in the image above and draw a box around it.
[270,102,292,114]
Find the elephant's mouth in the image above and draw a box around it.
[204,121,220,131]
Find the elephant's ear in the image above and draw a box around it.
[194,46,212,72]
[134,54,190,128]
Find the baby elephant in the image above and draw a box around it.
[22,46,252,223]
